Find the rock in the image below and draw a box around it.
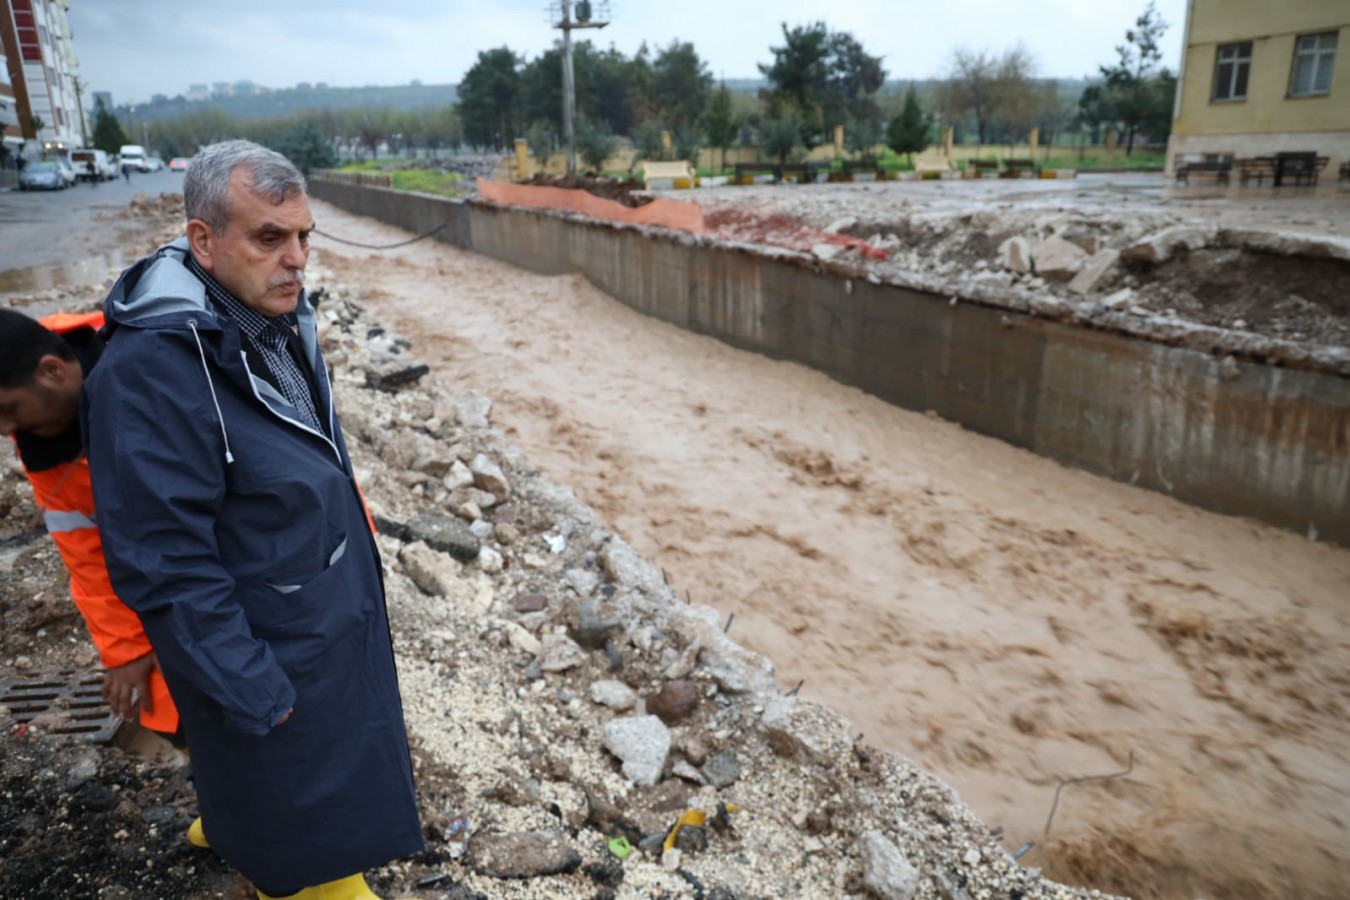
[575,599,622,650]
[469,519,494,540]
[411,445,454,477]
[494,522,520,545]
[399,541,463,597]
[824,216,857,234]
[476,546,504,573]
[661,848,683,870]
[811,243,845,261]
[470,453,511,498]
[1067,249,1120,295]
[646,680,700,725]
[761,695,854,764]
[365,359,430,392]
[564,567,599,598]
[701,750,741,789]
[590,679,637,710]
[1030,237,1087,281]
[675,825,707,853]
[1100,288,1135,311]
[141,805,177,826]
[1122,225,1212,264]
[449,393,493,429]
[443,459,475,491]
[998,236,1031,274]
[512,592,549,613]
[599,538,667,597]
[406,512,480,562]
[539,632,587,672]
[467,831,581,879]
[63,748,100,789]
[860,831,918,900]
[455,501,483,522]
[672,760,707,784]
[602,715,672,785]
[504,621,542,656]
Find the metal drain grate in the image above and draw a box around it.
[0,670,121,743]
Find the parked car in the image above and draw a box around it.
[168,157,191,172]
[144,156,166,172]
[19,161,67,191]
[53,158,79,187]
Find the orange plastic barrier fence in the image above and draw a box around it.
[477,179,705,234]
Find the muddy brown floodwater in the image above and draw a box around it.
[306,201,1347,897]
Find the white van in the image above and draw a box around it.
[119,144,150,172]
[69,148,116,181]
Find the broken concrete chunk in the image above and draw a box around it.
[1067,248,1121,295]
[539,632,587,672]
[470,453,511,498]
[398,541,462,597]
[860,831,918,900]
[602,715,672,786]
[1121,225,1213,264]
[998,236,1032,274]
[406,512,481,562]
[1030,237,1088,281]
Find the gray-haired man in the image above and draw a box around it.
[84,140,423,899]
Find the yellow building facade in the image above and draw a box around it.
[1166,0,1349,174]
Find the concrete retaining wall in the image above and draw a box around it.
[309,179,1350,546]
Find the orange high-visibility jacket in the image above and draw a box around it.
[19,312,178,733]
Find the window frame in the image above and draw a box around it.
[1288,31,1338,98]
[1212,41,1253,102]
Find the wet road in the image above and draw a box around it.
[0,169,181,278]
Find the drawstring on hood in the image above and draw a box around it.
[188,318,235,465]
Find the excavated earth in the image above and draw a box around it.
[0,198,1116,900]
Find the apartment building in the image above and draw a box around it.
[0,0,83,154]
[1166,0,1348,172]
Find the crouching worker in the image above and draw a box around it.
[0,308,212,850]
[83,140,423,899]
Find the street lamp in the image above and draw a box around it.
[548,1,611,175]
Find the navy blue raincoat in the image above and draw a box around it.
[83,239,422,891]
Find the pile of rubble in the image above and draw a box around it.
[684,179,1350,369]
[0,242,1123,899]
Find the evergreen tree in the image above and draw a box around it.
[701,83,738,172]
[1099,2,1172,154]
[886,86,930,163]
[270,122,337,176]
[91,98,128,153]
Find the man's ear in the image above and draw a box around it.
[33,354,77,391]
[186,219,216,271]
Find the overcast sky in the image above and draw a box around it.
[69,0,1189,106]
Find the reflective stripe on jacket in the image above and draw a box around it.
[22,311,178,733]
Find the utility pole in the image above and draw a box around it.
[550,1,610,175]
[72,77,89,148]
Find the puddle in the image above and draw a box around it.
[0,250,128,294]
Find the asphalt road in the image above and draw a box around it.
[0,169,182,277]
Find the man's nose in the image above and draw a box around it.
[281,236,308,269]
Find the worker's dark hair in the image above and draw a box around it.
[0,309,74,388]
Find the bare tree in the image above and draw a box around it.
[938,47,996,144]
[940,43,1040,146]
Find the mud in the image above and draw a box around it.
[525,174,654,207]
[308,198,1350,900]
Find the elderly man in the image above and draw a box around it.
[83,141,422,900]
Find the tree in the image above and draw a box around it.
[24,114,44,140]
[759,118,801,164]
[1099,2,1173,154]
[759,22,885,145]
[90,99,129,154]
[631,120,668,162]
[458,47,523,149]
[651,40,713,133]
[701,83,738,172]
[886,86,930,163]
[938,48,995,144]
[270,121,337,175]
[574,118,615,173]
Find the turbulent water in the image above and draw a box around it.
[314,199,1350,899]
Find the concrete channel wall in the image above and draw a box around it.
[309,180,1350,547]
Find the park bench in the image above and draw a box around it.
[1175,159,1232,186]
[1001,158,1040,178]
[1235,157,1276,185]
[733,161,825,184]
[967,159,1000,177]
[640,160,696,190]
[1271,152,1326,187]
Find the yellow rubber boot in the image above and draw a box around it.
[256,873,380,900]
[186,816,210,849]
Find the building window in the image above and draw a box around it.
[1289,32,1338,97]
[1213,42,1251,100]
